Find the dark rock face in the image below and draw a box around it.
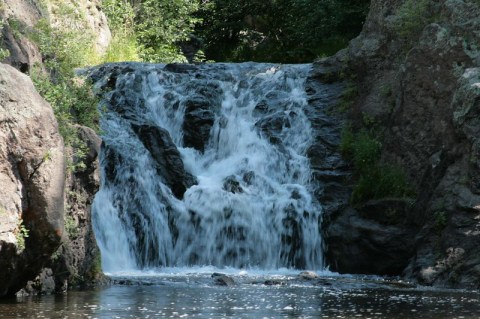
[319,0,480,288]
[326,206,415,276]
[183,97,215,152]
[0,64,65,297]
[132,124,197,199]
[50,126,106,291]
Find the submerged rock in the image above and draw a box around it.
[298,271,320,280]
[212,273,235,286]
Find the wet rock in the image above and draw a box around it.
[298,271,320,280]
[314,0,480,289]
[19,268,56,296]
[183,97,216,152]
[223,176,244,194]
[325,208,415,276]
[164,63,197,74]
[108,89,146,120]
[255,112,292,144]
[212,273,235,286]
[280,208,304,269]
[132,124,197,199]
[264,279,285,286]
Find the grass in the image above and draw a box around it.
[341,126,414,204]
[15,219,29,252]
[393,0,431,40]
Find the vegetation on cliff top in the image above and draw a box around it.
[101,0,370,63]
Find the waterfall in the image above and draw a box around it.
[91,62,324,272]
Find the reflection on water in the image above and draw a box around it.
[1,272,479,318]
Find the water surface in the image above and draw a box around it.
[2,270,479,318]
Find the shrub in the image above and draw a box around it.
[103,32,141,62]
[393,0,431,39]
[28,5,100,172]
[337,83,358,111]
[340,127,414,204]
[15,219,29,252]
[351,164,413,204]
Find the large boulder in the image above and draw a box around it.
[0,63,65,297]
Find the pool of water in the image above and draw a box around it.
[1,270,479,318]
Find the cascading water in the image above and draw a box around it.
[91,62,324,272]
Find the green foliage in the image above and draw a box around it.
[6,18,28,40]
[102,0,141,62]
[28,8,100,130]
[393,0,431,39]
[434,211,448,231]
[30,66,99,145]
[28,6,100,172]
[103,31,141,63]
[135,0,199,62]
[352,164,413,204]
[102,0,136,33]
[15,219,29,252]
[352,130,382,172]
[340,125,355,157]
[102,0,199,62]
[64,215,79,238]
[196,0,370,62]
[0,47,9,60]
[87,253,103,279]
[337,82,358,111]
[341,127,414,204]
[30,18,98,73]
[0,16,10,60]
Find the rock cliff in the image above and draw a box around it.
[319,0,480,288]
[0,63,65,296]
[0,0,109,297]
[0,0,111,73]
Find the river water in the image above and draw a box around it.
[1,269,479,318]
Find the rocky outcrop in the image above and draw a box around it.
[49,125,105,292]
[0,0,110,297]
[0,0,43,72]
[0,0,111,73]
[319,0,480,288]
[133,124,197,199]
[0,63,65,296]
[46,0,111,55]
[183,97,216,152]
